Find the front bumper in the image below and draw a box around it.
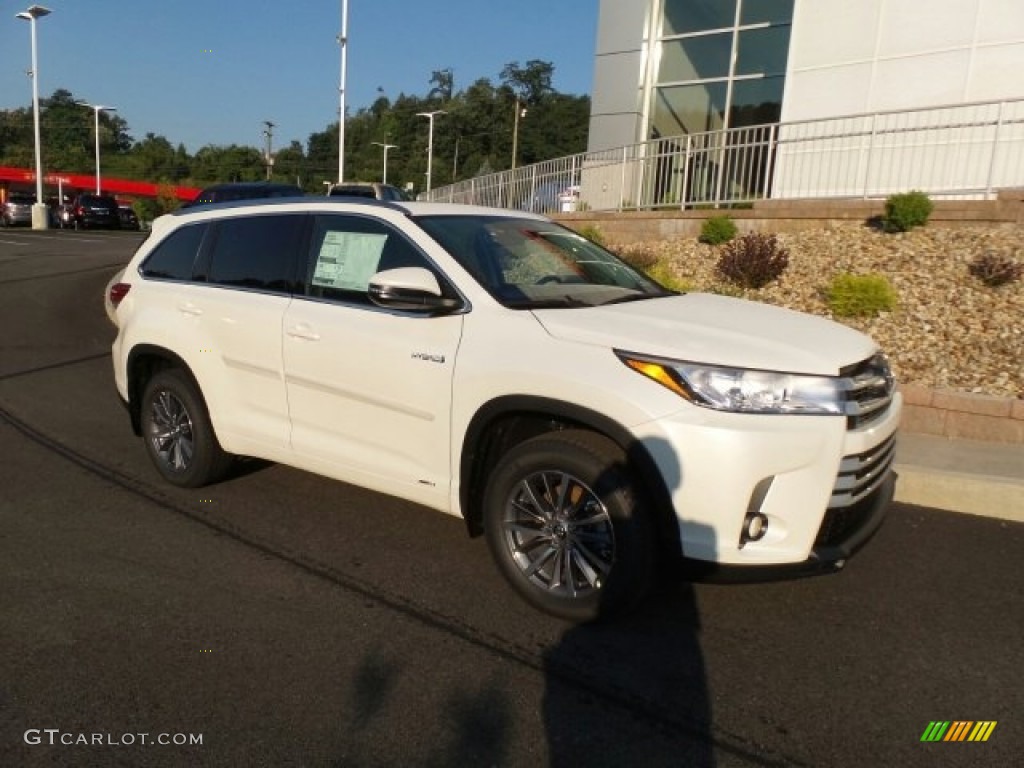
[634,391,902,567]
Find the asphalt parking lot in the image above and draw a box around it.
[0,230,1020,767]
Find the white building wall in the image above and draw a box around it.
[775,0,1024,198]
[783,0,1024,121]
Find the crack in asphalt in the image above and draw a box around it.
[0,261,127,286]
[0,352,111,382]
[0,399,809,768]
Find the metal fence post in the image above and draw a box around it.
[863,113,878,199]
[985,101,1006,197]
[618,146,628,211]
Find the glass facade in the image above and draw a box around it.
[651,0,794,139]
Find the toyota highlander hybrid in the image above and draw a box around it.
[108,198,900,620]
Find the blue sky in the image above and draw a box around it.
[0,1,598,153]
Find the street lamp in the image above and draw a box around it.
[77,101,117,194]
[511,98,528,170]
[416,110,445,193]
[16,4,52,229]
[337,0,349,184]
[371,142,396,185]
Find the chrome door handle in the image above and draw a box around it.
[178,302,203,316]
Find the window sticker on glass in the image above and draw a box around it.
[312,231,388,291]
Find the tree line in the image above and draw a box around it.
[0,60,589,203]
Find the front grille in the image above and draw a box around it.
[840,353,895,429]
[830,433,896,509]
[816,434,896,547]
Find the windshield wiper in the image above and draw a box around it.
[506,295,592,309]
[599,290,674,306]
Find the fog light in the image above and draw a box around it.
[739,477,773,548]
[744,512,769,542]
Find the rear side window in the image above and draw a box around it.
[207,214,304,293]
[140,223,208,281]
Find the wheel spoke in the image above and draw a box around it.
[522,544,558,578]
[519,478,554,523]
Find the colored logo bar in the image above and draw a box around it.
[920,721,997,742]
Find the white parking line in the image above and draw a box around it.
[0,239,31,246]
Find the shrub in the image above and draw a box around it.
[968,251,1024,287]
[644,261,693,293]
[826,273,897,317]
[577,224,605,245]
[882,190,933,232]
[612,243,659,271]
[716,233,789,289]
[699,215,737,245]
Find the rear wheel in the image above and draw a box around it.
[483,430,654,622]
[140,369,232,488]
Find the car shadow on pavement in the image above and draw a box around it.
[542,435,717,766]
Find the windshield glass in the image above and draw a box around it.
[414,215,673,309]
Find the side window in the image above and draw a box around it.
[305,215,437,305]
[140,222,207,281]
[207,214,303,293]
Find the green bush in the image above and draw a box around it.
[716,233,789,289]
[968,252,1024,287]
[699,215,737,245]
[826,273,897,317]
[882,190,933,233]
[576,224,605,245]
[644,261,693,293]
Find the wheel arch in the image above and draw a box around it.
[459,395,680,560]
[125,345,204,436]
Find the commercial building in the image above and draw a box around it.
[588,0,1024,202]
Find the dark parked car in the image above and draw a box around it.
[2,193,35,226]
[327,182,409,201]
[184,181,304,208]
[71,194,121,230]
[118,205,141,231]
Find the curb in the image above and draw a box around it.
[893,463,1024,523]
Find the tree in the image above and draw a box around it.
[427,69,454,102]
[499,60,555,105]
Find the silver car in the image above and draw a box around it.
[1,193,35,226]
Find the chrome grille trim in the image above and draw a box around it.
[829,434,897,509]
[840,353,896,429]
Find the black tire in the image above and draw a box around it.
[483,429,654,622]
[140,369,232,488]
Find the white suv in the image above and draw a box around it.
[109,198,901,620]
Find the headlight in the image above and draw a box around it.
[617,352,844,415]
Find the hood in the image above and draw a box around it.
[532,293,878,375]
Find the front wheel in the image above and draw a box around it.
[140,369,232,488]
[483,430,654,622]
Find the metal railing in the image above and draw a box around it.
[424,98,1024,212]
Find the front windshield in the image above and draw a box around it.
[414,215,673,309]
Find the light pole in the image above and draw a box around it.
[16,4,52,229]
[511,98,528,170]
[416,110,445,193]
[262,120,275,180]
[337,0,349,184]
[371,142,396,184]
[77,101,116,194]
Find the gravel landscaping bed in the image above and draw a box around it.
[610,224,1023,399]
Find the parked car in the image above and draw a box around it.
[2,193,35,226]
[107,198,900,621]
[70,194,121,230]
[118,205,141,231]
[328,182,409,201]
[184,181,304,208]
